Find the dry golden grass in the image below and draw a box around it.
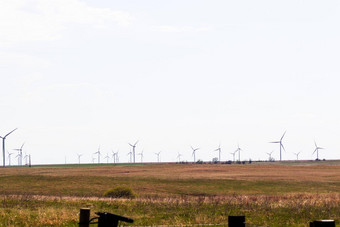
[2,163,340,181]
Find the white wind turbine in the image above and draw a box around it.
[111,150,116,163]
[94,146,101,164]
[266,151,274,161]
[7,151,14,166]
[138,150,144,163]
[104,153,110,163]
[77,153,83,164]
[230,150,237,162]
[191,146,199,163]
[1,128,17,167]
[293,152,301,161]
[313,141,324,160]
[270,131,286,161]
[214,144,221,162]
[23,154,29,165]
[15,153,21,165]
[235,144,242,162]
[115,151,119,163]
[177,153,182,162]
[155,151,161,163]
[128,141,138,163]
[127,151,132,163]
[13,142,25,166]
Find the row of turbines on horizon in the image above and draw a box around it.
[1,129,326,167]
[72,132,325,165]
[0,128,31,167]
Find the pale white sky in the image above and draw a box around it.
[1,0,339,164]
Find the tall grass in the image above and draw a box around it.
[0,194,339,226]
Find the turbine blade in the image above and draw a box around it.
[270,141,280,143]
[312,148,317,154]
[134,141,139,146]
[281,131,286,141]
[4,128,18,138]
[281,143,286,151]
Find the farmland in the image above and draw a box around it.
[0,161,339,226]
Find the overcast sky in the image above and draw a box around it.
[1,0,340,164]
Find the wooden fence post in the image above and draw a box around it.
[79,208,90,227]
[310,220,335,227]
[228,216,245,227]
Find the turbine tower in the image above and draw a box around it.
[137,150,144,163]
[104,153,110,163]
[0,128,17,167]
[77,153,82,164]
[127,151,132,163]
[235,144,242,162]
[313,141,324,160]
[7,151,14,166]
[191,146,199,163]
[177,153,182,162]
[128,141,138,163]
[214,144,221,162]
[23,154,29,165]
[293,152,300,161]
[155,151,161,163]
[15,153,21,165]
[13,142,25,165]
[270,131,286,161]
[266,151,274,161]
[111,150,116,163]
[94,146,101,164]
[230,150,237,162]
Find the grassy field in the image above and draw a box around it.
[0,161,339,226]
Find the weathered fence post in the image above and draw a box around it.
[310,220,335,227]
[228,216,245,227]
[79,208,90,227]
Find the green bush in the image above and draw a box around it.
[103,186,136,198]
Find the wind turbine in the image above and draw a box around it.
[270,131,286,161]
[127,151,132,163]
[15,153,21,165]
[214,144,221,162]
[111,150,116,163]
[115,151,119,163]
[128,141,138,163]
[13,142,25,165]
[94,146,101,164]
[104,153,110,163]
[77,153,82,164]
[191,146,199,163]
[177,153,182,162]
[23,154,29,165]
[155,151,161,163]
[137,150,144,163]
[313,141,324,160]
[7,151,14,166]
[293,152,301,161]
[230,150,237,162]
[235,144,242,162]
[0,128,17,167]
[266,151,274,161]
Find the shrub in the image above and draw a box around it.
[103,186,136,198]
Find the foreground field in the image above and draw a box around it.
[0,162,339,226]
